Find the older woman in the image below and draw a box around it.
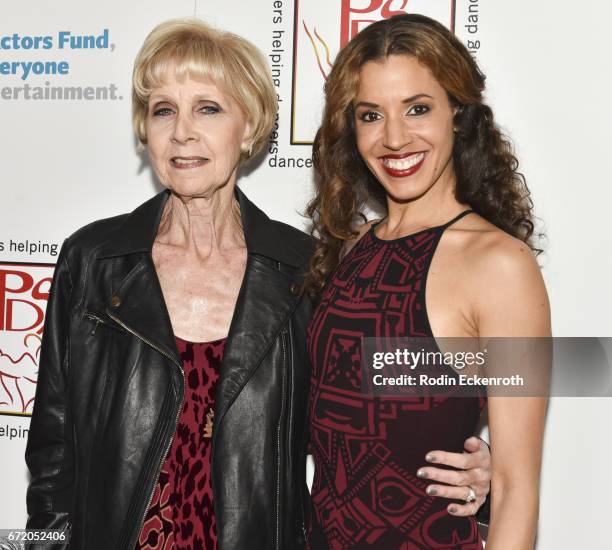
[26,19,313,550]
[25,18,491,550]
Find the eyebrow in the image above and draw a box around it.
[354,93,433,109]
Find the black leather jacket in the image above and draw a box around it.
[25,188,315,550]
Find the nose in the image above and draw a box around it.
[171,111,197,144]
[382,115,413,151]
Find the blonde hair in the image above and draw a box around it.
[132,18,276,161]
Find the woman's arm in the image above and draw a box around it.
[475,238,550,549]
[25,241,74,540]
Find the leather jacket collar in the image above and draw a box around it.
[96,187,310,269]
[92,187,312,451]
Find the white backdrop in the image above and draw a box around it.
[1,1,610,548]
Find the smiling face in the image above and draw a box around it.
[145,70,250,198]
[354,55,456,203]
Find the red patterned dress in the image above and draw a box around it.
[306,212,486,549]
[135,336,226,550]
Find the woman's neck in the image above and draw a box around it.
[380,168,468,239]
[155,185,245,257]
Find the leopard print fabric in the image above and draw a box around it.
[135,336,226,550]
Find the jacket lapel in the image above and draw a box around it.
[104,255,181,368]
[96,191,181,367]
[94,187,312,416]
[214,256,302,424]
[214,188,311,422]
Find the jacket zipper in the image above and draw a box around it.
[300,464,308,543]
[105,309,184,550]
[276,329,289,549]
[82,311,125,334]
[64,520,72,548]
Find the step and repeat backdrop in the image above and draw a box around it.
[1,1,610,547]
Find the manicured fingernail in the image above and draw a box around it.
[417,469,427,478]
[426,487,437,496]
[426,454,437,462]
[448,506,457,514]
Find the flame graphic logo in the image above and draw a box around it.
[302,20,333,80]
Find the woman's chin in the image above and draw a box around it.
[378,181,431,204]
[163,179,234,200]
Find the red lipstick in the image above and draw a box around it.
[378,152,426,178]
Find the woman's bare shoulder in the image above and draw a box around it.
[453,214,549,336]
[455,214,539,273]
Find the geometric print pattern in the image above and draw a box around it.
[307,213,485,549]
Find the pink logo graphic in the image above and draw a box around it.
[0,262,54,415]
[292,0,456,144]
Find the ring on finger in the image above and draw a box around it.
[465,486,477,503]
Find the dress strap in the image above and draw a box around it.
[439,209,474,230]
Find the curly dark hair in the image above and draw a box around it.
[304,13,538,297]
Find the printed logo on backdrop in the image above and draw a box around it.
[0,262,54,417]
[291,0,457,145]
[0,30,122,102]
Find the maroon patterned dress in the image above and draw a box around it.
[135,336,226,550]
[306,212,486,549]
